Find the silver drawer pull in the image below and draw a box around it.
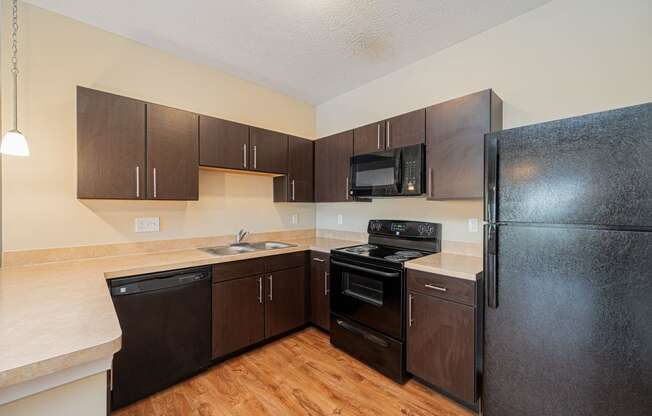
[312,257,325,262]
[408,293,414,327]
[425,284,447,292]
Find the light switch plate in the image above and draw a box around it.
[337,214,343,225]
[291,213,299,225]
[468,218,479,233]
[135,217,160,232]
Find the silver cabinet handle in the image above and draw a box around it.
[291,179,296,201]
[243,143,247,168]
[425,284,447,292]
[386,121,390,149]
[408,293,414,327]
[345,176,349,200]
[135,166,140,198]
[268,275,273,301]
[253,145,257,169]
[312,257,325,262]
[428,167,433,197]
[258,277,262,304]
[153,167,157,198]
[377,124,380,149]
[324,271,330,296]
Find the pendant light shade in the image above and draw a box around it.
[1,129,29,156]
[2,0,29,157]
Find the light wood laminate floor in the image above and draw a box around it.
[114,327,473,416]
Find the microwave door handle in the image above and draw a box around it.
[331,260,400,278]
[394,149,403,192]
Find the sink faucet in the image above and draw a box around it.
[235,229,248,244]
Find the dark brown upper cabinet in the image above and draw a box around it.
[274,136,314,202]
[426,89,502,200]
[146,103,199,200]
[77,87,146,199]
[77,87,199,201]
[249,127,288,174]
[353,121,386,155]
[314,131,354,202]
[199,115,249,170]
[385,108,425,149]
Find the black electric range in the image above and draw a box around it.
[329,220,441,383]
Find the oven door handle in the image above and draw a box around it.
[331,260,400,278]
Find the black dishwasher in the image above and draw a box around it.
[109,266,211,410]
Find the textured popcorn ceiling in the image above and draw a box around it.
[25,0,550,104]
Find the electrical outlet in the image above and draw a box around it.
[337,214,343,225]
[291,213,299,225]
[468,218,479,233]
[135,217,160,232]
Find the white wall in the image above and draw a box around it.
[0,373,106,416]
[1,1,315,251]
[315,0,652,243]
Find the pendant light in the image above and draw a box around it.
[1,0,29,156]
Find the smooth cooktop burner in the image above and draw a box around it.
[344,244,378,254]
[394,250,423,258]
[339,244,426,263]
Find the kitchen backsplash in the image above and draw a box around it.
[316,198,484,244]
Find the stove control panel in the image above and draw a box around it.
[367,220,441,239]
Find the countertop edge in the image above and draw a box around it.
[404,262,479,281]
[0,237,358,390]
[0,331,121,389]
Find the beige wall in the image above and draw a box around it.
[315,0,652,243]
[1,1,316,251]
[0,372,106,416]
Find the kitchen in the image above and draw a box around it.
[0,1,650,415]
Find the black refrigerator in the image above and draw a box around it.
[483,103,652,416]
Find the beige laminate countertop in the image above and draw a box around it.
[0,237,357,390]
[405,252,483,281]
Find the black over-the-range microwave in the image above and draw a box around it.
[349,144,425,198]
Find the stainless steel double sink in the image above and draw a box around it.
[199,241,295,257]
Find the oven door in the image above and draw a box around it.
[350,148,402,197]
[330,256,403,339]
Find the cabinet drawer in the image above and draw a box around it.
[407,269,475,306]
[212,258,266,283]
[266,252,306,272]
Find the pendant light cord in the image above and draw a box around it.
[11,0,19,131]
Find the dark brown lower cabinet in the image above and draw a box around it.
[212,254,307,359]
[212,275,265,359]
[407,290,476,404]
[265,266,306,338]
[309,252,330,331]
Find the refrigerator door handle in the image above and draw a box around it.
[486,223,498,308]
[485,135,498,223]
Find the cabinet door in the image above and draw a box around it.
[288,136,314,202]
[265,266,306,338]
[147,104,199,200]
[426,89,502,200]
[353,121,385,155]
[212,276,265,358]
[314,131,353,202]
[407,291,476,404]
[385,109,425,149]
[77,87,146,199]
[199,115,249,170]
[274,136,314,202]
[310,252,330,331]
[249,127,288,174]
